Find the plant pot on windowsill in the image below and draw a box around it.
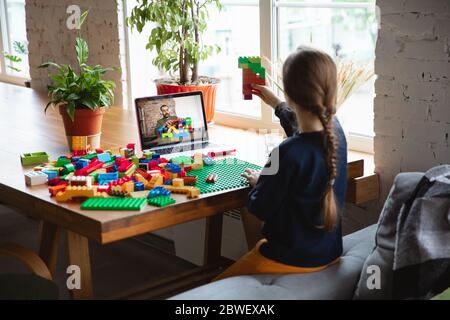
[155,76,220,123]
[59,104,105,150]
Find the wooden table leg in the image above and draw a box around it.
[39,221,60,276]
[66,230,93,300]
[241,207,263,250]
[203,214,223,265]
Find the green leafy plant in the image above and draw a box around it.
[39,11,118,121]
[2,40,28,73]
[127,0,222,85]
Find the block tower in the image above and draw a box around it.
[238,56,266,100]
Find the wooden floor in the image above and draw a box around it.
[0,204,196,299]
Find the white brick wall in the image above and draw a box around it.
[25,0,124,107]
[375,0,450,200]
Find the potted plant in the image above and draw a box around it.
[127,0,222,123]
[39,11,117,150]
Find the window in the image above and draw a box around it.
[0,0,29,83]
[199,2,261,118]
[125,0,377,152]
[275,0,377,152]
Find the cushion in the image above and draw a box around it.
[171,225,377,300]
[353,172,424,299]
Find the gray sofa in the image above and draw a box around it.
[172,172,424,300]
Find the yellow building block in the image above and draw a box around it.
[172,178,184,187]
[164,185,200,199]
[55,186,107,202]
[192,153,203,170]
[72,136,88,151]
[147,174,163,189]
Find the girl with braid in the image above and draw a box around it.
[215,47,347,281]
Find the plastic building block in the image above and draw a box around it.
[42,170,59,181]
[203,156,214,166]
[170,156,194,166]
[134,182,145,192]
[186,158,261,194]
[69,176,93,188]
[63,163,75,174]
[238,56,266,100]
[172,178,184,187]
[49,184,67,197]
[182,176,198,186]
[192,153,204,170]
[148,174,164,188]
[81,198,147,211]
[72,136,88,151]
[25,171,48,186]
[97,153,112,163]
[98,172,119,183]
[163,185,200,199]
[149,186,171,198]
[56,157,71,167]
[206,174,218,183]
[165,163,182,173]
[21,152,50,166]
[55,186,108,202]
[75,159,89,170]
[148,196,176,207]
[82,153,98,161]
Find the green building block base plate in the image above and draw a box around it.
[186,158,261,194]
[81,197,147,211]
[148,196,176,207]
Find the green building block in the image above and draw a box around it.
[20,152,50,166]
[186,158,261,194]
[147,196,176,208]
[81,197,147,211]
[82,153,98,160]
[170,156,194,166]
[238,56,266,79]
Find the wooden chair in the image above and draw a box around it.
[0,243,59,300]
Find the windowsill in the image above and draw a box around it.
[0,74,30,87]
[209,123,375,174]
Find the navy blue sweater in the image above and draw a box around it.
[247,102,348,267]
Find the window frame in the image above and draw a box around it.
[0,0,29,86]
[214,0,375,153]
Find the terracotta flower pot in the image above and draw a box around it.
[156,80,219,123]
[59,105,105,150]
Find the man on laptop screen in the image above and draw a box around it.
[135,92,210,153]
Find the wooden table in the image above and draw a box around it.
[0,83,253,299]
[0,82,379,299]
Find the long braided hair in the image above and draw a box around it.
[282,46,338,231]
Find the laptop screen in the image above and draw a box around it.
[135,92,209,151]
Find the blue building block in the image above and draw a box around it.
[203,156,214,166]
[75,159,90,170]
[134,182,145,191]
[98,172,119,183]
[97,153,112,163]
[151,153,161,160]
[165,163,182,173]
[148,186,171,199]
[43,170,58,180]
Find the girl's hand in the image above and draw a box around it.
[251,84,283,109]
[241,168,261,188]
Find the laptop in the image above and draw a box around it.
[135,91,225,156]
